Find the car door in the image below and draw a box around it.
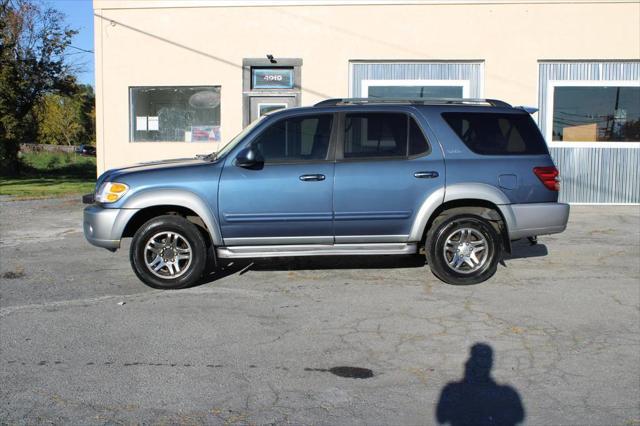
[333,109,445,243]
[219,113,336,245]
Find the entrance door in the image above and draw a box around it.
[219,112,336,245]
[249,96,297,122]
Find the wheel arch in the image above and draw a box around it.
[411,183,513,253]
[427,200,512,254]
[119,189,222,246]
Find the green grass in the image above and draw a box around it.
[0,177,96,199]
[0,151,96,200]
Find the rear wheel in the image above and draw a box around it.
[130,215,207,289]
[426,213,502,285]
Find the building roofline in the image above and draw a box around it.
[93,0,639,11]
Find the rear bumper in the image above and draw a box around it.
[499,202,570,240]
[83,205,139,250]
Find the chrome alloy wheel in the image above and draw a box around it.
[143,231,192,279]
[442,227,489,274]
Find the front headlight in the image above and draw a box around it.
[95,182,129,203]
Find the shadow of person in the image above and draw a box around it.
[436,343,525,426]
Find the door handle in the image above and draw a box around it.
[414,171,439,179]
[299,174,326,182]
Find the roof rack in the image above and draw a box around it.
[314,97,512,108]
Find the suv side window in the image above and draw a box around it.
[408,116,429,156]
[442,112,549,155]
[251,114,333,163]
[343,112,429,159]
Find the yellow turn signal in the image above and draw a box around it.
[110,183,127,193]
[95,182,129,203]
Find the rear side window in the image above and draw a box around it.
[409,117,429,156]
[343,112,429,159]
[442,112,549,155]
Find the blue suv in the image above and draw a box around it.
[83,98,569,289]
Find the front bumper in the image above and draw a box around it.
[83,205,139,250]
[499,202,570,240]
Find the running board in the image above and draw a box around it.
[216,243,418,259]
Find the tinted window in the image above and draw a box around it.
[552,86,640,142]
[442,112,548,155]
[251,115,332,162]
[409,117,429,156]
[344,113,429,158]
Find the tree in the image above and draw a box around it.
[36,93,83,145]
[0,0,77,175]
[36,84,95,146]
[77,84,96,145]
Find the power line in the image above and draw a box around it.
[67,45,93,54]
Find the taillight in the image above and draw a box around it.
[533,166,560,191]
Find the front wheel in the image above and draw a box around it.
[426,214,502,285]
[130,215,207,289]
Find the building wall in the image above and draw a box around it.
[93,0,640,182]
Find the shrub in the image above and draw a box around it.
[20,151,96,178]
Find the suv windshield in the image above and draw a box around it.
[442,112,549,155]
[212,116,266,159]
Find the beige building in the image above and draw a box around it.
[93,0,640,203]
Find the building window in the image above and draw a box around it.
[362,79,470,99]
[351,62,483,99]
[130,86,221,142]
[257,103,288,117]
[549,83,639,143]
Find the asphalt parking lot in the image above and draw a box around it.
[1,197,639,425]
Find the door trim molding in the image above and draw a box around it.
[334,211,412,220]
[224,236,333,245]
[223,212,333,222]
[334,234,409,243]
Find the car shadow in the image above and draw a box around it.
[196,254,427,286]
[504,239,548,261]
[436,343,526,426]
[195,240,548,286]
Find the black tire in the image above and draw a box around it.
[130,215,207,289]
[426,213,502,285]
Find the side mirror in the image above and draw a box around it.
[235,146,263,169]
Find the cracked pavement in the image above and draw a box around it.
[1,198,639,425]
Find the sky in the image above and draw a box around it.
[49,0,95,86]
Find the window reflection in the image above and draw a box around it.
[130,86,221,142]
[552,86,640,142]
[251,115,332,162]
[368,86,463,99]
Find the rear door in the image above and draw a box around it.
[333,109,445,243]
